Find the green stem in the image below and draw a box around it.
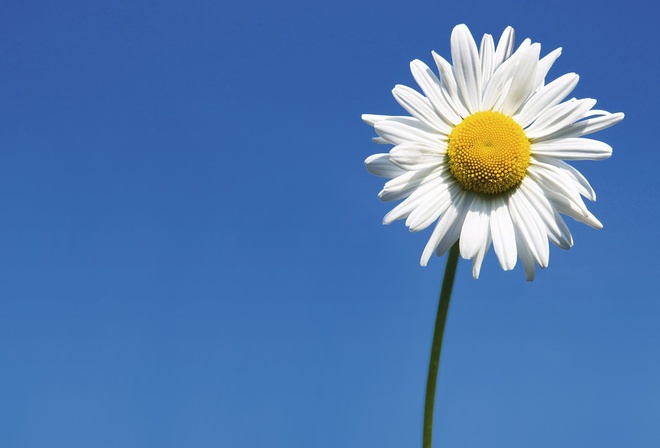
[423,242,460,448]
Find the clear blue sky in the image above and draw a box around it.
[0,0,657,447]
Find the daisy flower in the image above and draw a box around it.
[364,24,623,280]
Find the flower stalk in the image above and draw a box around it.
[423,242,460,448]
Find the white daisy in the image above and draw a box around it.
[364,24,623,280]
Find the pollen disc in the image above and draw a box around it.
[447,111,531,195]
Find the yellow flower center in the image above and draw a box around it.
[447,111,531,195]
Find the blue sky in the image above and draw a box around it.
[0,0,657,447]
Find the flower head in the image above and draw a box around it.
[364,24,623,280]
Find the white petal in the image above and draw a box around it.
[527,163,590,215]
[515,73,579,128]
[509,190,550,268]
[500,43,541,116]
[532,155,596,201]
[459,195,491,260]
[480,33,496,86]
[383,175,448,223]
[515,231,536,281]
[489,195,517,270]
[528,164,602,228]
[364,153,407,178]
[545,192,603,229]
[420,191,471,265]
[472,231,492,279]
[532,137,612,160]
[436,192,474,257]
[493,26,515,68]
[389,155,443,171]
[389,142,446,170]
[431,52,469,120]
[362,114,397,126]
[513,38,532,54]
[374,117,443,146]
[533,48,562,88]
[408,60,460,129]
[481,60,516,111]
[406,180,462,231]
[481,40,532,111]
[379,166,445,202]
[451,24,482,114]
[392,85,448,132]
[389,141,446,156]
[525,98,598,140]
[536,111,624,141]
[519,179,573,249]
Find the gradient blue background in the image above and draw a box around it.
[0,0,656,447]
